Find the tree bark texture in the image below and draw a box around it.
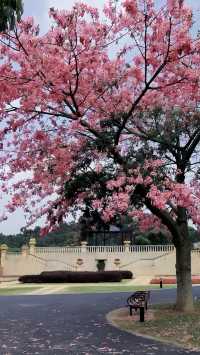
[175,240,193,312]
[175,206,193,312]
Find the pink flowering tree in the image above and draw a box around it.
[0,0,200,311]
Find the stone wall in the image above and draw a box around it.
[1,240,200,279]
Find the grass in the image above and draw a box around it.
[108,302,200,351]
[0,286,41,295]
[58,284,176,294]
[0,281,176,295]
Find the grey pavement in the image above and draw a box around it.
[0,288,200,354]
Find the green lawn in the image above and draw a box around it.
[58,284,176,294]
[0,286,41,295]
[0,282,176,295]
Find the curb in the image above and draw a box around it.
[106,308,200,353]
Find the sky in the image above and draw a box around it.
[0,0,199,235]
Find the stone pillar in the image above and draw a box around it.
[124,240,131,252]
[0,244,8,267]
[21,245,29,257]
[29,238,36,255]
[81,241,88,253]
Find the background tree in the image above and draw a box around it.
[136,230,170,245]
[0,0,23,31]
[0,223,198,248]
[0,223,79,248]
[0,0,200,311]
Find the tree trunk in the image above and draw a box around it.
[175,239,193,312]
[140,179,194,313]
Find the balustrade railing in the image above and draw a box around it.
[7,244,200,256]
[87,245,125,253]
[34,244,175,254]
[35,247,82,254]
[192,248,200,254]
[129,245,175,253]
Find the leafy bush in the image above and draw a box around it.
[135,236,151,245]
[19,271,122,283]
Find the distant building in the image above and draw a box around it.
[79,209,135,245]
[86,227,135,246]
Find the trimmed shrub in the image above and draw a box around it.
[19,275,44,283]
[19,271,122,283]
[120,270,133,279]
[108,270,133,279]
[40,271,70,283]
[67,271,122,283]
[40,271,70,282]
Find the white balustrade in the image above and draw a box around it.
[192,248,200,254]
[33,244,175,256]
[128,244,175,253]
[35,247,82,255]
[86,245,125,253]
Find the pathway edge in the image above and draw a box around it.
[106,307,199,353]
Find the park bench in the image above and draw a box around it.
[126,291,150,322]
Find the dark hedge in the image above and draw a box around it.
[19,271,122,283]
[18,275,43,283]
[119,270,133,279]
[103,270,133,279]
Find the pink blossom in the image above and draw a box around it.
[0,0,199,235]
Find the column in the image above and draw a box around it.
[29,238,36,255]
[0,244,8,267]
[123,240,131,252]
[81,241,88,253]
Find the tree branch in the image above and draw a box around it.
[114,18,172,145]
[132,184,180,244]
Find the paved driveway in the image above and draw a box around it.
[0,288,200,354]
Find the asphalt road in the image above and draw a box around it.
[0,288,200,355]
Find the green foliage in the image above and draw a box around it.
[32,223,80,247]
[144,230,170,245]
[0,222,79,249]
[135,227,200,245]
[0,0,23,31]
[0,232,28,250]
[64,168,114,204]
[135,236,151,245]
[1,222,198,249]
[188,226,200,243]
